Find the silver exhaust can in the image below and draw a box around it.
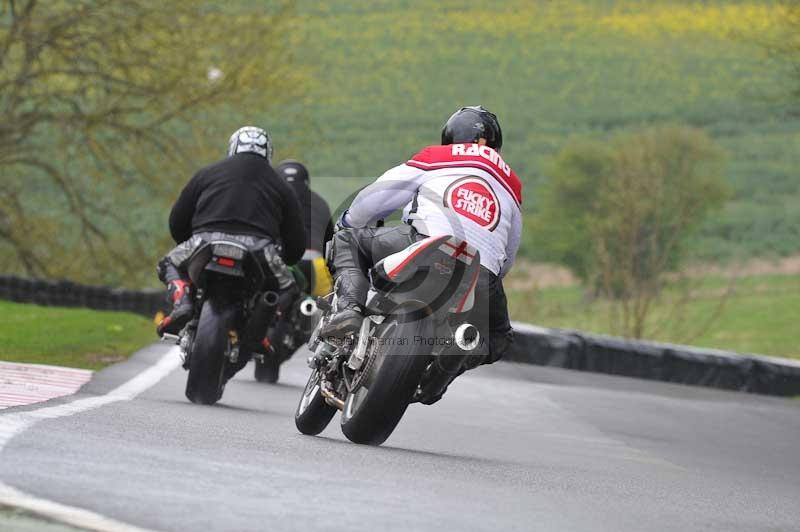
[454,323,481,351]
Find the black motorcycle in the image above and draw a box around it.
[254,294,320,383]
[294,234,485,445]
[164,239,281,405]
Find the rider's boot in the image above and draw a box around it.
[319,270,368,339]
[156,279,194,336]
[418,350,485,405]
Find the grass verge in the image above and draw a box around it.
[507,273,800,360]
[0,301,155,370]
[0,506,83,532]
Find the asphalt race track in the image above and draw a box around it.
[1,343,799,532]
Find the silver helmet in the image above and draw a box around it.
[227,126,273,162]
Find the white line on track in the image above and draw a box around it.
[0,347,181,532]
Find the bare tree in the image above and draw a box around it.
[0,0,298,285]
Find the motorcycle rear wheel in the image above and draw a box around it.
[185,297,236,405]
[340,317,431,446]
[254,356,281,383]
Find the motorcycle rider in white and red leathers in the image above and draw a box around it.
[322,106,522,403]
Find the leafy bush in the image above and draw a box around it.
[531,124,730,337]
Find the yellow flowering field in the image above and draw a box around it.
[253,0,798,262]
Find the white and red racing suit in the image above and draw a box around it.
[343,143,523,278]
[328,143,523,368]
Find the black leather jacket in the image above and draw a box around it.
[169,153,306,265]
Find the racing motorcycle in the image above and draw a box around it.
[162,239,281,405]
[294,234,485,445]
[254,294,320,383]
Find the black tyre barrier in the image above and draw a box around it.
[0,275,167,318]
[2,275,798,397]
[507,322,800,397]
[8,276,28,303]
[30,279,49,306]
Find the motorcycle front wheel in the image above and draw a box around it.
[295,369,336,435]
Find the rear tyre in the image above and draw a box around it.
[295,369,336,435]
[340,317,432,446]
[185,297,236,405]
[254,356,281,383]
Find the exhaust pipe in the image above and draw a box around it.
[251,291,279,326]
[299,297,317,316]
[298,297,318,332]
[454,323,480,351]
[320,381,345,410]
[426,323,480,398]
[243,291,280,345]
[262,290,280,307]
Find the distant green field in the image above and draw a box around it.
[507,272,800,359]
[0,301,154,370]
[5,0,796,287]
[262,0,800,263]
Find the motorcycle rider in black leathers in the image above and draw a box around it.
[156,127,306,363]
[276,160,334,292]
[247,160,336,370]
[321,107,522,403]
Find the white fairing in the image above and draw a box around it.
[380,238,430,280]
